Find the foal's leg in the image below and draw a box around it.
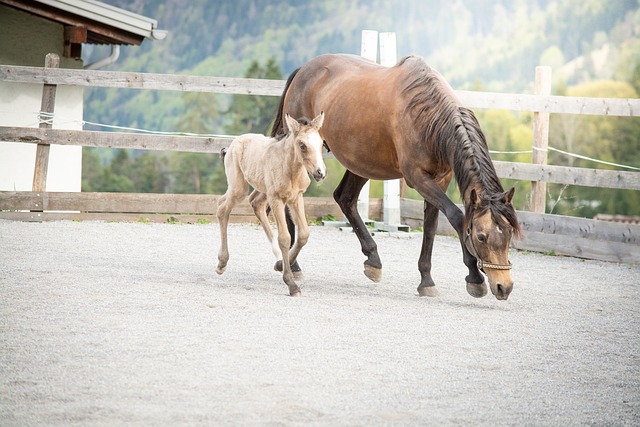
[286,194,309,268]
[333,170,382,282]
[270,199,300,296]
[216,164,247,275]
[249,190,283,266]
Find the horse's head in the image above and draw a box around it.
[285,112,326,182]
[464,187,520,300]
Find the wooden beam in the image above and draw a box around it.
[493,161,640,190]
[32,53,59,193]
[4,65,640,115]
[530,66,552,213]
[64,26,87,59]
[0,65,285,96]
[0,126,232,153]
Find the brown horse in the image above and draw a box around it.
[271,54,520,300]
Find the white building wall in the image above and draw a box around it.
[0,5,83,192]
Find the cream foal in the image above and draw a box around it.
[216,112,325,296]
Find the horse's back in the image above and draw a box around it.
[284,54,409,180]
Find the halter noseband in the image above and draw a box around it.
[464,209,512,272]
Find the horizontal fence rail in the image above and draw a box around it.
[2,126,638,191]
[2,64,640,116]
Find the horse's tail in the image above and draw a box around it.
[270,67,301,138]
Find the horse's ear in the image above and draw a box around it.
[285,113,299,133]
[502,187,515,204]
[470,189,480,208]
[311,111,325,130]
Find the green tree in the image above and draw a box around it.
[224,58,283,135]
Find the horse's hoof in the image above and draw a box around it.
[215,266,226,275]
[274,260,283,272]
[363,264,382,282]
[418,286,439,297]
[466,281,488,298]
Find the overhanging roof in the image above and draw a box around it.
[1,0,167,45]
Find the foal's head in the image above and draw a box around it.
[284,112,326,182]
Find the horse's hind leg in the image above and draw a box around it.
[334,170,382,282]
[249,190,283,266]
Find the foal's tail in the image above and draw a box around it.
[220,147,227,161]
[270,67,301,139]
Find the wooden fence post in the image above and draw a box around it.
[357,30,378,221]
[530,66,552,213]
[32,53,60,192]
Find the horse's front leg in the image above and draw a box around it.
[403,169,484,296]
[417,200,440,297]
[334,170,382,282]
[271,199,301,297]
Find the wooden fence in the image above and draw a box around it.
[1,59,639,263]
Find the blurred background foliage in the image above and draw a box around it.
[82,0,640,217]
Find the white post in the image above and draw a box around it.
[357,30,378,221]
[379,32,402,226]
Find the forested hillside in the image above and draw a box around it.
[82,0,640,217]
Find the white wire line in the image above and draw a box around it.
[82,120,236,139]
[2,109,639,171]
[547,146,640,171]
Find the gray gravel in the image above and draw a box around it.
[1,219,639,426]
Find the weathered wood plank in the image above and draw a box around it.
[3,64,639,116]
[517,230,640,264]
[493,161,640,190]
[0,126,232,153]
[457,91,640,117]
[32,54,60,192]
[0,211,253,224]
[0,192,347,220]
[0,65,285,96]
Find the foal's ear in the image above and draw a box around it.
[285,113,300,133]
[311,111,325,130]
[502,187,515,204]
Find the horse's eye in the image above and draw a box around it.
[477,234,487,243]
[299,142,307,151]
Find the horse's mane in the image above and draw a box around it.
[399,56,520,235]
[271,67,301,140]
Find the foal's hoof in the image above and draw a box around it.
[418,286,439,297]
[288,285,301,297]
[363,264,382,283]
[274,261,303,279]
[215,266,226,275]
[466,281,488,298]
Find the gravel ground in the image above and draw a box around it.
[1,219,639,426]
